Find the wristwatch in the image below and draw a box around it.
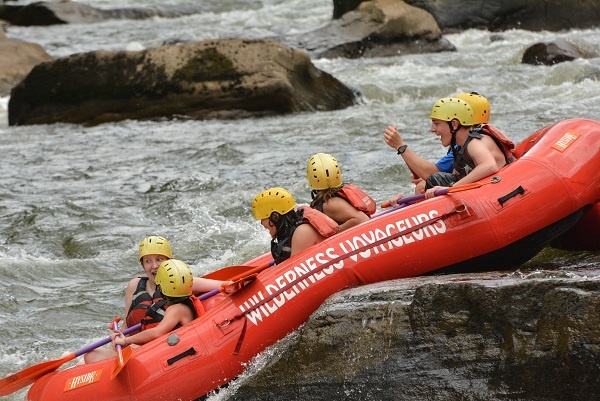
[397,144,408,155]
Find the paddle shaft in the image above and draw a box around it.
[201,259,274,281]
[73,323,141,357]
[197,260,275,299]
[378,188,449,210]
[229,260,274,282]
[75,280,240,356]
[80,286,234,354]
[379,181,488,209]
[113,322,124,365]
[0,266,268,396]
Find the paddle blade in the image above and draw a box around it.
[109,345,132,380]
[201,265,254,281]
[447,182,483,193]
[202,260,275,282]
[0,353,76,396]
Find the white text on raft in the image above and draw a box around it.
[240,209,446,325]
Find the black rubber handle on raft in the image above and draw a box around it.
[498,186,525,206]
[167,347,197,366]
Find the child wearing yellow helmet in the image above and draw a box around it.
[306,153,375,231]
[102,236,225,339]
[85,260,204,363]
[252,187,338,264]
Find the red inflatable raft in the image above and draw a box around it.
[21,118,600,401]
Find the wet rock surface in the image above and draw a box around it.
[0,29,53,97]
[8,38,359,126]
[522,39,595,66]
[0,1,172,26]
[229,271,600,401]
[282,0,454,59]
[335,0,600,32]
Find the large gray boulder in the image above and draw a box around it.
[333,0,600,32]
[229,273,600,401]
[0,31,53,96]
[405,0,600,31]
[283,0,454,59]
[8,38,359,126]
[0,1,167,26]
[522,39,594,66]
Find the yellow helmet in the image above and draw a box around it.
[252,187,296,220]
[306,153,342,190]
[429,97,474,126]
[454,92,490,124]
[155,259,193,298]
[139,236,172,261]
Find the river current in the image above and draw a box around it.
[1,1,599,400]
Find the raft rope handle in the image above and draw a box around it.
[167,347,197,366]
[497,185,525,206]
[224,206,462,355]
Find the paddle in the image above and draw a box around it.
[200,260,275,282]
[1,259,277,394]
[104,267,267,380]
[0,323,142,396]
[109,318,132,380]
[380,182,483,209]
[0,271,254,396]
[200,260,275,298]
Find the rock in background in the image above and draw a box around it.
[283,0,454,58]
[0,28,52,97]
[8,38,359,126]
[334,0,600,32]
[0,1,169,26]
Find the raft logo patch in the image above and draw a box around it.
[552,131,580,152]
[64,368,103,392]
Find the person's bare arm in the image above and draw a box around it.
[290,225,325,257]
[114,304,192,346]
[454,138,500,186]
[383,126,440,179]
[193,277,225,294]
[323,197,368,231]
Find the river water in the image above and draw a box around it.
[1,1,599,400]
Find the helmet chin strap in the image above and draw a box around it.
[448,119,461,157]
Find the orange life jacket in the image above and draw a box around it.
[271,207,339,264]
[336,183,376,216]
[298,206,340,238]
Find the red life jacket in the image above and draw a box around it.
[336,183,376,216]
[298,206,339,238]
[126,277,164,333]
